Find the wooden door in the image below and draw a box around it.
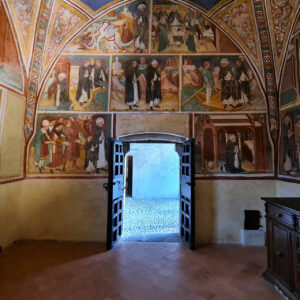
[180,140,195,249]
[107,139,125,249]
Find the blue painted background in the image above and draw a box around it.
[80,0,224,11]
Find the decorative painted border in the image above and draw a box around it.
[24,0,56,142]
[253,0,279,146]
[265,0,300,80]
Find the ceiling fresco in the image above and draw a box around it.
[41,0,88,78]
[265,0,300,77]
[75,0,228,13]
[6,0,41,74]
[214,0,263,77]
[186,0,228,11]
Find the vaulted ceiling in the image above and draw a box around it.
[1,0,300,142]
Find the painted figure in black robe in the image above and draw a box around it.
[219,58,237,108]
[125,60,141,110]
[55,73,71,110]
[88,58,96,89]
[94,59,107,88]
[282,115,295,172]
[235,59,250,105]
[225,134,241,173]
[76,61,91,106]
[146,59,162,111]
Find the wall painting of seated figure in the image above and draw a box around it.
[27,114,111,175]
[110,56,179,111]
[194,114,273,176]
[65,0,149,54]
[39,56,109,112]
[280,107,300,179]
[181,56,266,112]
[280,29,300,108]
[151,0,240,54]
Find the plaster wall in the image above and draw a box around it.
[195,180,277,245]
[0,178,280,249]
[116,114,190,137]
[276,180,300,196]
[0,91,25,180]
[0,181,22,248]
[17,179,108,243]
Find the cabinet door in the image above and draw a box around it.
[292,234,300,294]
[272,223,292,288]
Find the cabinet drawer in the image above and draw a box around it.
[268,205,294,228]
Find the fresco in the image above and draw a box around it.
[110,56,179,111]
[280,25,300,107]
[215,0,262,73]
[280,107,300,178]
[0,2,24,93]
[8,0,41,69]
[194,114,272,175]
[266,0,299,70]
[65,1,149,54]
[151,0,239,54]
[73,0,120,13]
[27,113,111,175]
[39,56,110,112]
[181,56,265,112]
[187,0,227,11]
[42,0,88,76]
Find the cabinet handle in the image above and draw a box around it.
[277,213,283,218]
[276,251,284,258]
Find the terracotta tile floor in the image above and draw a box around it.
[0,241,282,300]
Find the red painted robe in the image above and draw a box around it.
[64,126,80,161]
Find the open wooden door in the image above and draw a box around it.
[107,139,125,250]
[180,140,195,249]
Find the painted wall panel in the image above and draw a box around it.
[0,91,25,180]
[27,113,111,176]
[116,113,190,137]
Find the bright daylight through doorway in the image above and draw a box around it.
[122,143,180,242]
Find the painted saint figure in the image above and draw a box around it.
[185,20,197,53]
[88,58,96,89]
[157,12,169,52]
[94,59,107,88]
[146,59,162,111]
[282,115,295,172]
[95,117,108,172]
[55,73,71,110]
[46,123,66,172]
[63,119,81,170]
[235,59,250,105]
[76,60,91,106]
[134,3,148,52]
[125,60,141,110]
[201,61,214,106]
[219,58,236,109]
[32,119,51,173]
[225,134,241,173]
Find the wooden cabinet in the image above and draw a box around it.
[262,197,300,300]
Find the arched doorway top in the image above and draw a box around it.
[117,132,189,144]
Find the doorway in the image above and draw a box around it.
[106,133,194,250]
[122,143,180,242]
